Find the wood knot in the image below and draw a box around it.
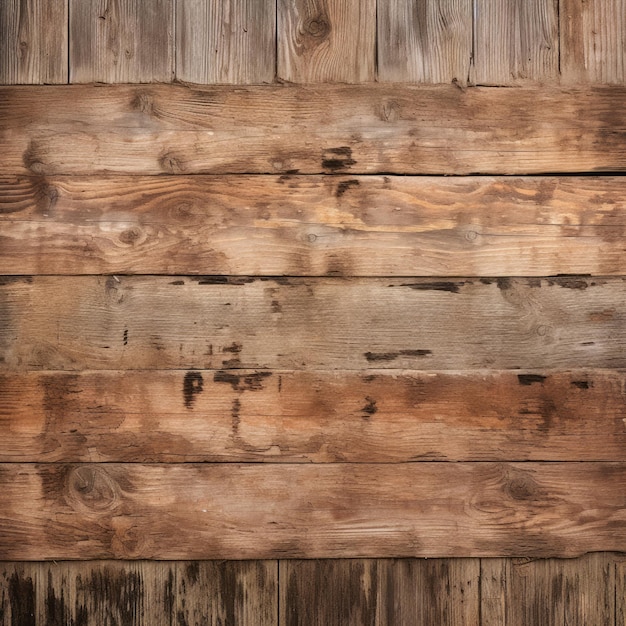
[104,276,126,305]
[304,16,331,38]
[118,227,143,245]
[505,477,539,501]
[67,465,120,511]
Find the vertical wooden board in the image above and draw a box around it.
[176,561,277,626]
[480,555,616,625]
[277,0,376,83]
[0,563,36,626]
[376,559,480,624]
[471,0,558,84]
[561,0,626,84]
[377,0,472,84]
[618,556,626,625]
[69,0,173,83]
[0,0,68,84]
[176,0,275,84]
[280,560,379,625]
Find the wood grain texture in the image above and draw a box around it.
[2,174,626,276]
[377,0,472,84]
[0,0,68,84]
[561,0,626,84]
[0,560,276,625]
[618,556,626,625]
[2,369,625,463]
[480,554,616,625]
[176,0,275,84]
[2,276,626,371]
[3,84,626,175]
[471,0,558,85]
[1,462,626,559]
[69,0,173,83]
[277,0,375,83]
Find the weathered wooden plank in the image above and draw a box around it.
[377,0,472,84]
[471,0,558,85]
[0,560,276,625]
[2,174,626,276]
[561,0,626,84]
[1,369,625,463]
[480,554,616,625]
[0,0,68,84]
[618,556,626,625]
[176,0,275,84]
[69,0,173,83]
[277,0,375,83]
[1,462,625,559]
[2,84,626,175]
[2,276,626,371]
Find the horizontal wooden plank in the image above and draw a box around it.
[1,370,625,462]
[1,462,625,559]
[1,85,626,174]
[1,276,626,371]
[2,175,626,276]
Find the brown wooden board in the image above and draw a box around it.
[2,275,626,371]
[3,175,626,276]
[1,462,625,559]
[2,85,626,175]
[176,0,275,84]
[1,369,625,463]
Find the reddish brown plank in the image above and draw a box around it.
[1,462,625,559]
[1,370,625,462]
[2,175,626,276]
[2,85,626,174]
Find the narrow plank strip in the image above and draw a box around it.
[471,0,558,85]
[1,370,625,462]
[0,0,68,84]
[377,0,472,84]
[561,0,626,84]
[2,276,626,371]
[1,462,625,559]
[480,554,616,625]
[2,174,626,276]
[69,0,173,83]
[2,84,626,174]
[277,0,375,83]
[176,0,275,84]
[618,556,626,625]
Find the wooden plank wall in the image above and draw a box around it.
[1,0,626,624]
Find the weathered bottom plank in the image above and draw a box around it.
[1,463,625,560]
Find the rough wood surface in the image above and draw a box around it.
[69,0,173,83]
[480,554,616,625]
[1,462,625,559]
[0,0,68,84]
[176,0,275,84]
[561,0,626,84]
[1,369,625,463]
[2,276,626,371]
[471,0,558,85]
[377,0,472,84]
[2,174,626,276]
[3,84,626,175]
[0,560,277,625]
[277,0,375,83]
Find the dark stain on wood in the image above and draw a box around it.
[322,147,356,172]
[46,570,70,626]
[547,276,590,290]
[398,281,466,293]
[183,371,204,408]
[496,277,512,291]
[213,370,272,391]
[361,396,378,419]
[195,276,255,285]
[222,342,243,354]
[364,349,432,361]
[571,380,591,389]
[517,374,547,386]
[336,179,360,197]
[8,571,35,626]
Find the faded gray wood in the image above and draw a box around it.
[1,463,626,560]
[471,0,558,84]
[480,554,616,625]
[377,0,472,84]
[277,0,376,83]
[561,0,626,84]
[69,0,173,83]
[4,84,626,175]
[176,0,275,84]
[0,0,68,84]
[2,276,626,371]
